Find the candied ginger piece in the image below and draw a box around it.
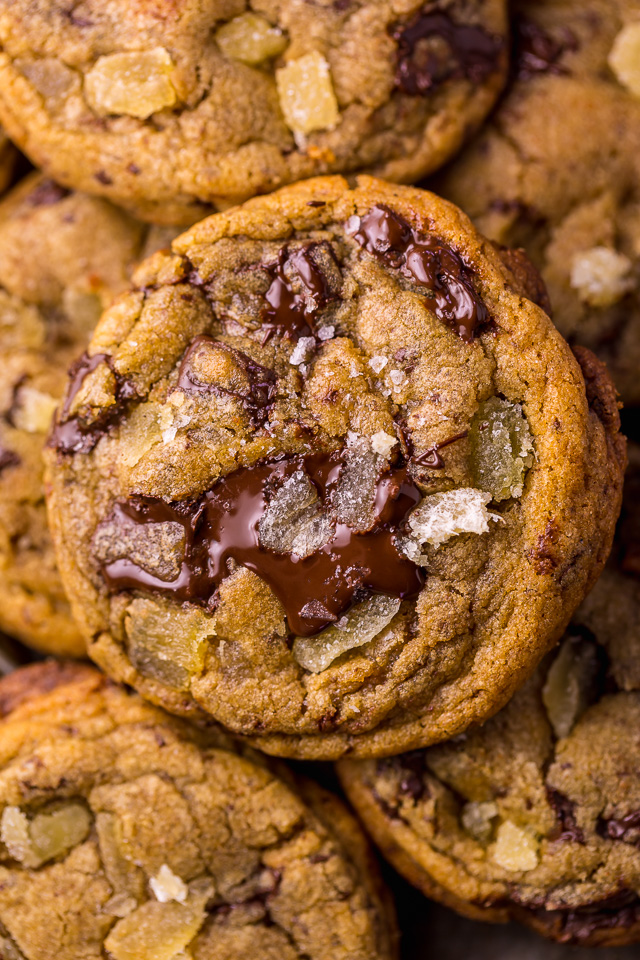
[105,895,207,960]
[276,52,339,135]
[29,803,91,864]
[370,430,397,459]
[150,864,188,904]
[259,470,334,557]
[542,635,600,738]
[11,386,59,434]
[461,801,498,842]
[570,246,634,307]
[399,488,496,562]
[85,49,177,119]
[333,435,381,532]
[1,807,39,867]
[216,13,288,65]
[470,397,534,501]
[126,597,214,690]
[293,594,400,673]
[490,821,539,872]
[608,23,640,98]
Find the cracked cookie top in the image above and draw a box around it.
[0,0,506,223]
[434,0,640,404]
[339,443,640,948]
[44,176,626,758]
[0,172,172,656]
[0,660,396,960]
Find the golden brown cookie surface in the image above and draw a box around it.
[44,176,625,758]
[434,0,640,403]
[0,0,507,223]
[339,444,640,947]
[0,661,396,960]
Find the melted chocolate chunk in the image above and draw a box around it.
[49,352,138,455]
[99,451,424,637]
[599,810,640,845]
[0,446,19,474]
[176,336,277,426]
[414,431,468,469]
[347,205,489,340]
[536,891,640,944]
[392,9,503,96]
[515,17,578,79]
[261,242,338,340]
[547,788,584,844]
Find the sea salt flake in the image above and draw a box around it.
[369,355,388,374]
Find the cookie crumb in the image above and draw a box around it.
[150,864,189,904]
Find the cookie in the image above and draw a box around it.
[433,0,640,403]
[44,175,626,759]
[0,0,507,224]
[338,444,640,947]
[0,660,396,960]
[0,172,166,656]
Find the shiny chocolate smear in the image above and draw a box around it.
[49,352,138,455]
[347,205,489,340]
[261,243,335,340]
[515,17,578,79]
[177,335,277,426]
[534,892,640,944]
[392,9,503,96]
[100,452,424,637]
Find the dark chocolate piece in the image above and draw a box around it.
[515,17,578,79]
[547,788,584,844]
[26,179,70,207]
[534,891,640,944]
[176,336,277,426]
[347,205,489,340]
[98,451,424,637]
[599,810,640,846]
[49,352,138,455]
[261,242,338,340]
[0,446,20,474]
[392,9,503,96]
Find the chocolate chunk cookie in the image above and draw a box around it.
[44,176,626,759]
[0,172,163,656]
[339,444,640,947]
[434,0,640,403]
[0,0,506,224]
[0,660,396,960]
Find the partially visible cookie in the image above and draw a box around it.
[0,660,397,960]
[0,172,161,656]
[0,0,507,223]
[44,175,625,758]
[434,0,640,403]
[339,444,640,947]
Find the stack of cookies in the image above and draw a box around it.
[0,1,636,957]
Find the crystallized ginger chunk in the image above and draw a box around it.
[216,13,288,65]
[470,397,534,501]
[276,52,340,136]
[85,49,177,119]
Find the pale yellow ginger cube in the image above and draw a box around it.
[104,896,207,960]
[608,22,640,98]
[85,48,177,119]
[12,386,59,434]
[276,51,340,136]
[399,488,498,562]
[542,637,598,738]
[1,802,91,867]
[570,246,634,307]
[216,13,288,65]
[125,596,215,690]
[490,820,539,872]
[370,430,397,458]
